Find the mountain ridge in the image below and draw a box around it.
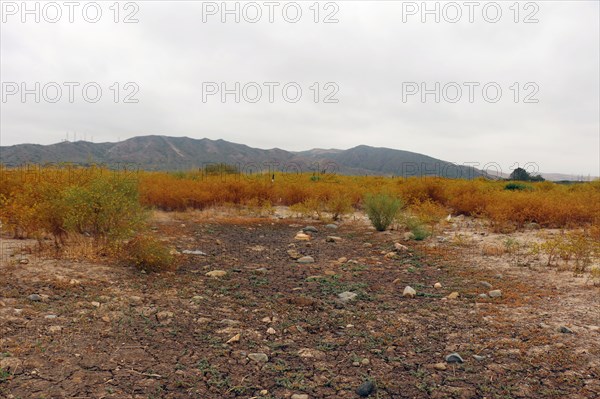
[1,135,590,180]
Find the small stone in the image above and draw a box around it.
[363,243,373,248]
[206,270,227,278]
[447,292,460,300]
[433,362,447,370]
[261,316,272,323]
[45,314,57,319]
[182,250,207,255]
[361,358,370,365]
[559,326,573,334]
[287,249,302,259]
[338,257,348,263]
[28,294,41,302]
[303,226,318,233]
[90,301,100,308]
[248,353,269,363]
[48,325,62,334]
[338,291,358,302]
[297,256,314,264]
[291,394,309,399]
[472,355,485,361]
[69,279,81,286]
[489,290,502,298]
[101,315,111,323]
[266,327,276,335]
[403,286,416,298]
[295,233,311,241]
[434,282,442,289]
[226,333,241,344]
[478,294,489,299]
[325,224,338,229]
[326,236,342,243]
[384,252,397,259]
[403,232,415,241]
[156,311,174,322]
[260,390,268,395]
[394,243,408,251]
[352,361,360,367]
[356,380,376,397]
[19,258,29,264]
[254,268,268,274]
[392,278,402,285]
[445,353,464,363]
[479,281,493,289]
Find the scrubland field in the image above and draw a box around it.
[1,166,599,398]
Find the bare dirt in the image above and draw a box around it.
[1,212,599,398]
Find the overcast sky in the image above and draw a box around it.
[1,1,599,175]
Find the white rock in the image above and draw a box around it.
[403,286,416,298]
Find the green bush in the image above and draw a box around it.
[399,214,432,241]
[364,193,403,231]
[125,234,176,272]
[504,182,531,191]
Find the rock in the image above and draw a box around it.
[19,258,29,264]
[266,327,276,335]
[356,380,376,397]
[295,233,311,241]
[298,348,326,360]
[488,290,502,298]
[559,326,573,334]
[478,294,489,299]
[447,292,460,300]
[28,294,41,302]
[156,311,174,322]
[248,353,269,363]
[101,315,111,323]
[433,362,447,370]
[69,279,81,286]
[472,355,485,361]
[384,252,397,259]
[337,257,348,263]
[479,281,493,289]
[445,353,464,363]
[254,268,268,274]
[287,249,302,259]
[297,256,315,264]
[206,270,227,278]
[434,282,442,289]
[338,291,358,302]
[325,224,338,229]
[326,236,342,243]
[303,226,318,233]
[403,232,415,241]
[403,286,416,298]
[226,334,241,344]
[392,278,402,285]
[182,250,207,255]
[45,314,57,319]
[363,243,373,248]
[361,358,370,365]
[394,243,408,251]
[291,395,309,399]
[48,325,62,334]
[90,301,100,308]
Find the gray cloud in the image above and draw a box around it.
[1,0,598,175]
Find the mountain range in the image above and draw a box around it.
[0,136,593,180]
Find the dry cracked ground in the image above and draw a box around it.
[1,211,599,399]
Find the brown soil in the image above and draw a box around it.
[1,212,598,399]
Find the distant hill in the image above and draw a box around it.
[2,135,486,178]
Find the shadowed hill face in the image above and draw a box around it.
[0,135,483,178]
